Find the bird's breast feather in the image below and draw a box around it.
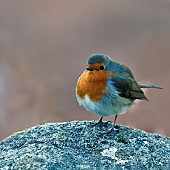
[77,70,115,102]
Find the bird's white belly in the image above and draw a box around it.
[76,94,133,117]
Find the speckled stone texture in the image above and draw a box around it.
[0,121,170,170]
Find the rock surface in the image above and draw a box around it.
[0,121,170,170]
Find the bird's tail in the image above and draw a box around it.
[138,83,163,89]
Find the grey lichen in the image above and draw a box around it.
[0,121,170,170]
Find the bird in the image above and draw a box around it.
[76,54,162,133]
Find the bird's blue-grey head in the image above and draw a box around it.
[86,54,133,78]
[86,54,112,71]
[88,54,111,65]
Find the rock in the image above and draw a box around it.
[0,121,170,170]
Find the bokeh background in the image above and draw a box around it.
[0,0,170,140]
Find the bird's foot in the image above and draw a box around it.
[102,124,119,135]
[90,120,112,128]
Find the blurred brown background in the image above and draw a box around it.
[0,0,170,140]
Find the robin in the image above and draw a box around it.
[76,54,162,132]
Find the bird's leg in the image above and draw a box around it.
[105,115,119,134]
[113,115,118,128]
[90,117,112,128]
[90,117,104,127]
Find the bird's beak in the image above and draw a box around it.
[86,66,94,71]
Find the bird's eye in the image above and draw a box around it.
[100,65,105,70]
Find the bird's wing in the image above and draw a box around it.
[110,76,148,100]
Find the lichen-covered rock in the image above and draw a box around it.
[0,121,170,170]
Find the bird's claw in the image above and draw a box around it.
[102,125,119,135]
[90,120,112,128]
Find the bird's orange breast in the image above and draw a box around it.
[77,70,115,102]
